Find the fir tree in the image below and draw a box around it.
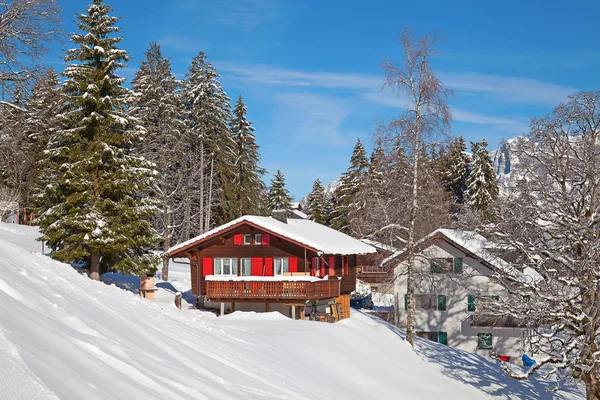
[230,94,266,217]
[36,0,159,280]
[307,178,327,224]
[130,42,185,280]
[466,139,498,215]
[331,138,369,234]
[182,51,236,233]
[267,169,292,211]
[441,137,471,204]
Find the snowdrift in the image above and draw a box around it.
[0,223,582,399]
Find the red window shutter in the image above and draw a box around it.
[289,257,298,272]
[202,257,213,277]
[261,234,271,245]
[251,258,263,276]
[329,256,335,276]
[343,256,349,276]
[265,257,274,276]
[233,234,243,245]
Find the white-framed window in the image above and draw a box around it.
[214,258,239,276]
[255,234,262,245]
[243,234,251,245]
[430,257,463,273]
[241,258,251,276]
[274,258,289,276]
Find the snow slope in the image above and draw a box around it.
[0,223,582,399]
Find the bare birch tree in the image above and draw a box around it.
[379,27,452,347]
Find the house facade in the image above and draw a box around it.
[167,213,376,319]
[393,229,532,361]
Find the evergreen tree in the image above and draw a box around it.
[36,0,159,280]
[230,94,266,217]
[440,137,471,203]
[307,178,327,224]
[267,169,292,211]
[331,138,369,234]
[182,51,236,234]
[466,139,498,215]
[130,42,185,280]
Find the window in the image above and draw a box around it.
[241,258,251,276]
[468,295,499,312]
[214,258,238,276]
[243,234,251,245]
[406,294,447,311]
[255,234,262,245]
[430,257,463,273]
[274,258,289,276]
[416,331,448,345]
[477,333,493,350]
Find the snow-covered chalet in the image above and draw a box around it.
[167,211,376,319]
[393,229,536,362]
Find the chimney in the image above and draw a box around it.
[272,209,288,224]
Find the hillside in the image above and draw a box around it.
[0,222,583,399]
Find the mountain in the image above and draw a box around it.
[298,178,340,211]
[490,136,523,194]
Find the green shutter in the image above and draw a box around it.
[430,258,444,273]
[439,331,448,345]
[523,295,530,303]
[453,257,463,273]
[404,294,408,310]
[438,294,447,311]
[477,333,493,350]
[467,295,476,312]
[492,295,499,301]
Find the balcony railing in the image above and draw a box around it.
[206,279,340,301]
[468,314,525,328]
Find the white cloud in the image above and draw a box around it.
[272,92,354,147]
[439,71,578,106]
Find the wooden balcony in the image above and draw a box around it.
[206,279,341,302]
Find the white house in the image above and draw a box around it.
[392,229,533,362]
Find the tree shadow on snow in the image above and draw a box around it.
[359,311,584,399]
[100,273,140,295]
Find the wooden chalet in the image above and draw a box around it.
[356,239,398,294]
[167,212,377,320]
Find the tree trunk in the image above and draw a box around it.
[162,203,170,281]
[181,192,190,242]
[405,132,419,347]
[583,371,600,400]
[205,155,214,232]
[89,251,100,281]
[199,140,205,235]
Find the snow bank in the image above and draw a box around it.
[0,223,484,399]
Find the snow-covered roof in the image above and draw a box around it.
[167,215,377,256]
[359,238,399,253]
[289,209,308,219]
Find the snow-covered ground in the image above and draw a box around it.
[0,222,584,399]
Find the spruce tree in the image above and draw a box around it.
[307,178,327,224]
[466,139,498,215]
[331,138,369,234]
[267,169,292,211]
[130,42,185,280]
[441,137,470,204]
[182,51,236,233]
[36,0,159,280]
[230,94,266,217]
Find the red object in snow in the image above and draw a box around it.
[497,355,511,362]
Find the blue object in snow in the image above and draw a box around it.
[350,296,373,310]
[522,354,536,367]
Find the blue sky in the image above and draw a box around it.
[52,0,600,200]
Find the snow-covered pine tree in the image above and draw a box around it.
[330,138,369,234]
[441,137,470,204]
[181,51,236,235]
[267,169,292,211]
[466,139,498,216]
[230,94,266,217]
[130,42,185,280]
[36,0,159,280]
[307,178,327,224]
